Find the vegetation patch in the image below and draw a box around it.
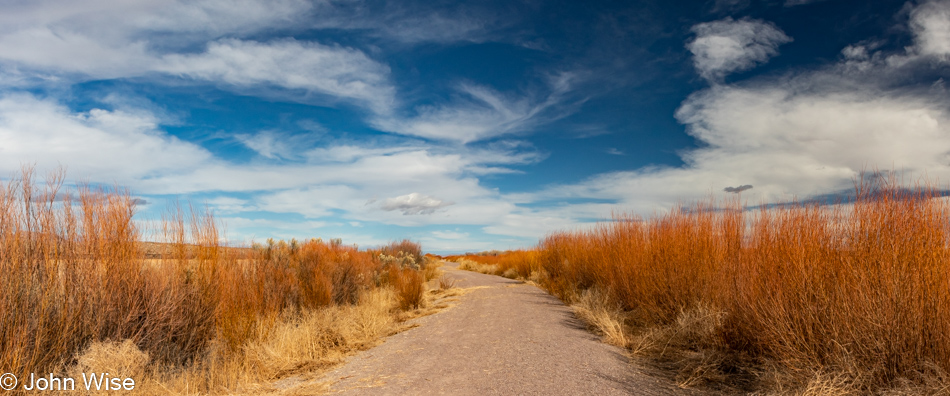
[450,178,950,394]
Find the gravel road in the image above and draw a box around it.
[317,262,705,395]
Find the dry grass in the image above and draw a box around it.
[0,167,433,395]
[446,250,537,279]
[510,177,950,394]
[437,274,459,291]
[389,266,426,311]
[454,258,500,275]
[569,288,629,348]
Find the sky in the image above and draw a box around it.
[1,0,949,253]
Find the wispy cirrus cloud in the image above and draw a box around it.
[0,0,312,79]
[372,73,578,143]
[0,0,578,149]
[159,39,395,113]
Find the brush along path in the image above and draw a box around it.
[317,262,701,395]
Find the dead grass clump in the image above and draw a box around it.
[70,339,150,383]
[570,288,628,348]
[422,259,442,282]
[389,265,426,311]
[438,274,459,291]
[242,288,398,380]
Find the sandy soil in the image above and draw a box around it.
[313,262,707,395]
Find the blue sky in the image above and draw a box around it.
[1,0,948,253]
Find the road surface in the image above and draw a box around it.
[316,262,705,395]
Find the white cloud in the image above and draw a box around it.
[0,1,570,147]
[305,145,419,163]
[205,196,251,214]
[910,0,950,59]
[236,131,290,160]
[159,39,394,113]
[259,185,358,218]
[236,130,324,160]
[0,2,396,114]
[529,80,950,214]
[0,0,312,79]
[687,17,792,81]
[0,91,588,245]
[0,93,211,182]
[519,1,950,218]
[380,193,453,215]
[372,74,577,143]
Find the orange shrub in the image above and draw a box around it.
[445,250,538,279]
[388,265,425,311]
[0,167,416,379]
[534,183,950,391]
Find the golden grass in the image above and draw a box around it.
[0,167,434,395]
[570,288,628,348]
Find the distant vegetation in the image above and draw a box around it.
[450,179,950,394]
[0,167,445,394]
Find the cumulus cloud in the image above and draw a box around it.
[687,17,792,81]
[0,93,211,183]
[520,1,950,216]
[380,193,453,215]
[528,78,950,214]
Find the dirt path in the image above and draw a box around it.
[316,262,704,395]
